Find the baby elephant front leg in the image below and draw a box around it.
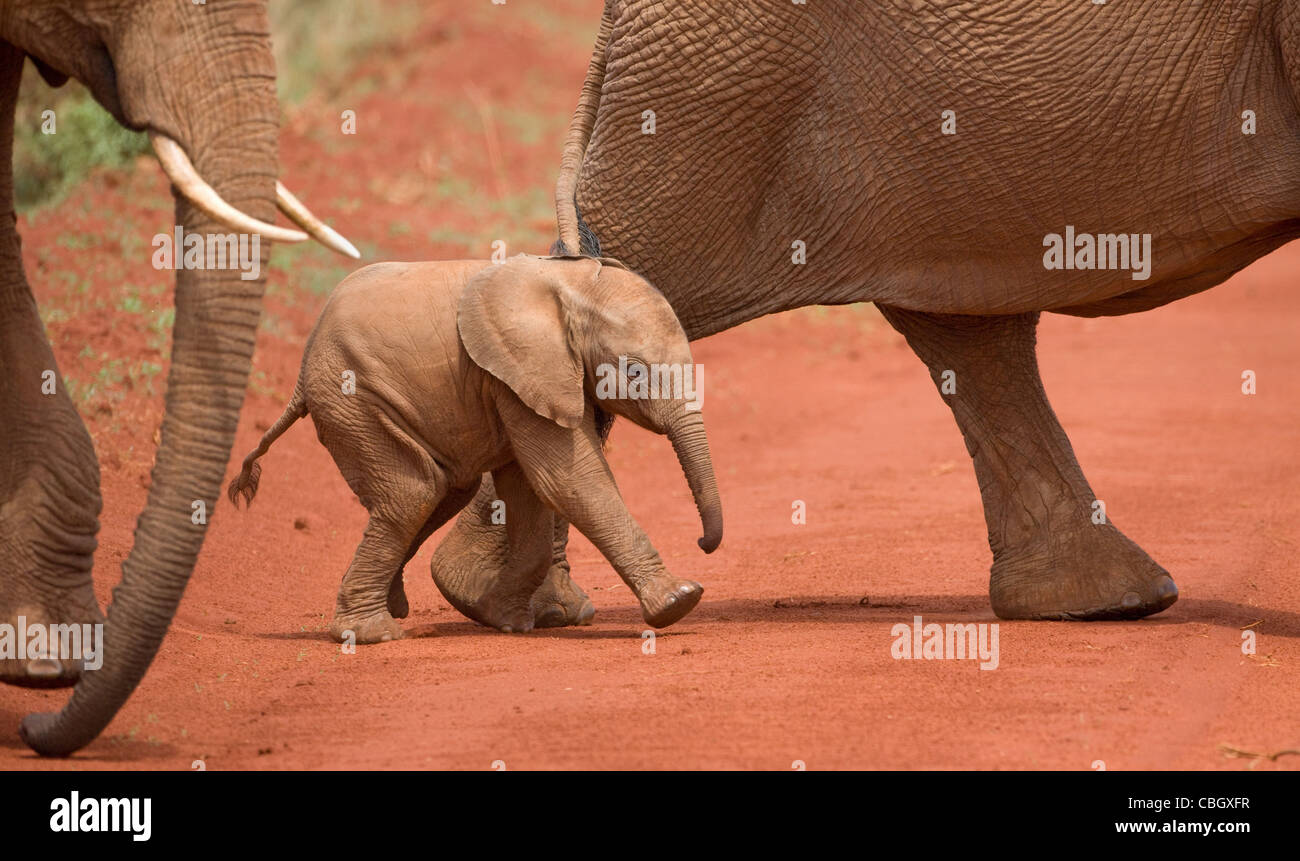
[502,399,703,628]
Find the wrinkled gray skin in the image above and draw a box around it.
[1,0,342,757]
[436,0,1300,627]
[228,255,721,643]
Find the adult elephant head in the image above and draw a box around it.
[0,0,356,756]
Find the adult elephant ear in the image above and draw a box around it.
[458,255,600,429]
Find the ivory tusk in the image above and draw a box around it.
[275,182,360,259]
[150,132,309,244]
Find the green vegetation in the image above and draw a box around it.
[498,104,567,148]
[266,239,368,302]
[426,186,555,255]
[270,1,420,103]
[12,70,149,212]
[64,355,164,408]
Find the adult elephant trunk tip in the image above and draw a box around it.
[19,712,74,758]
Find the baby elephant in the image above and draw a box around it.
[228,254,722,644]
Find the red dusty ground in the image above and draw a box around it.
[1,0,1296,769]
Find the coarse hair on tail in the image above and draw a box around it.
[227,386,307,508]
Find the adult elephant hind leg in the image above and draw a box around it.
[877,306,1178,620]
[430,476,595,628]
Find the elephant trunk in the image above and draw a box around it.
[20,70,280,756]
[666,408,723,554]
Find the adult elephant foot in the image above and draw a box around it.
[0,237,105,688]
[989,525,1178,620]
[431,474,595,629]
[878,305,1179,622]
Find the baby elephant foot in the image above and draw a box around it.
[639,578,704,629]
[330,611,405,644]
[530,564,596,629]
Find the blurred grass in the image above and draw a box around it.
[12,73,150,212]
[12,0,415,212]
[270,0,419,103]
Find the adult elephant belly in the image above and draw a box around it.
[578,103,1300,327]
[572,0,1300,329]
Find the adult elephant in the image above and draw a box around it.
[433,0,1300,626]
[2,0,356,756]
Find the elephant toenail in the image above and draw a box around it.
[1154,576,1178,603]
[1120,591,1142,610]
[26,658,62,678]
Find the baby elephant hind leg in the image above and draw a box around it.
[332,504,439,644]
[325,446,449,643]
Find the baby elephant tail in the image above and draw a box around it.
[227,387,307,508]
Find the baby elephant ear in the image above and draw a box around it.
[458,256,598,429]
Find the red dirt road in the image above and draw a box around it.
[2,1,1297,769]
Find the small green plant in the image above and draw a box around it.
[116,286,146,315]
[12,68,148,212]
[146,307,175,357]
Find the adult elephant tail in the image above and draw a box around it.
[554,5,612,255]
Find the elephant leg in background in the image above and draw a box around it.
[431,473,595,630]
[436,462,568,634]
[0,232,104,687]
[876,305,1179,620]
[386,479,482,620]
[531,512,596,628]
[0,42,102,688]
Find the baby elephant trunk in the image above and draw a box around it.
[666,409,723,553]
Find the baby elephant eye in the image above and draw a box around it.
[626,362,648,380]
